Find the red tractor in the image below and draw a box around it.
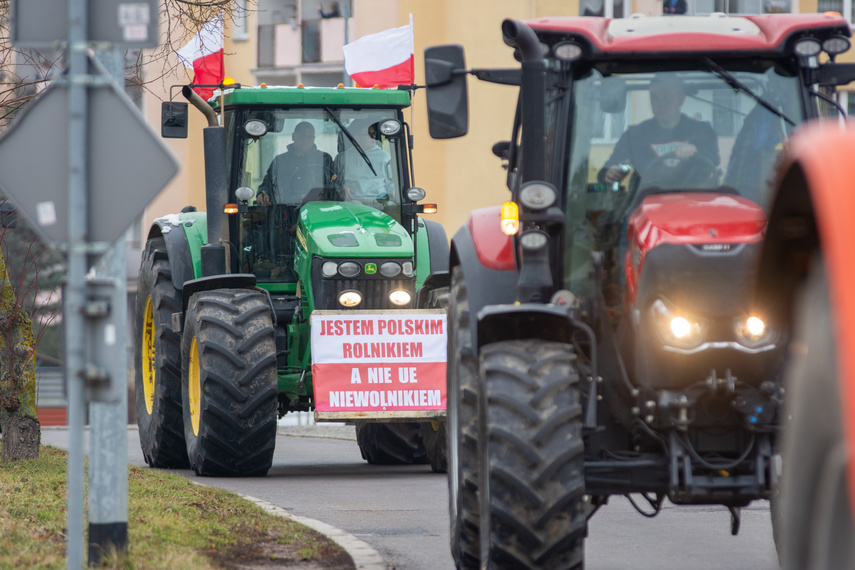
[423,13,855,569]
[755,124,855,569]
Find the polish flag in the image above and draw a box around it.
[343,15,414,89]
[177,14,224,101]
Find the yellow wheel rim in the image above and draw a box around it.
[188,336,202,436]
[141,296,156,415]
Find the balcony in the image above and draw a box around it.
[258,16,355,70]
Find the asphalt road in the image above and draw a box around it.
[40,425,781,570]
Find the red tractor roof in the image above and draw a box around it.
[527,13,850,55]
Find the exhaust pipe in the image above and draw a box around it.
[183,86,228,276]
[501,19,544,62]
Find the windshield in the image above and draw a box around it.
[235,108,403,214]
[563,64,803,296]
[232,108,404,284]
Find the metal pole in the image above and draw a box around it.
[88,49,129,567]
[66,0,88,567]
[343,0,351,86]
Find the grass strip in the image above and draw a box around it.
[0,444,353,569]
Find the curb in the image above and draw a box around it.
[238,493,386,570]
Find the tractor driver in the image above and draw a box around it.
[599,75,720,187]
[257,121,334,205]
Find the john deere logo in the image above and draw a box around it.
[365,263,377,274]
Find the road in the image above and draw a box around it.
[41,425,780,569]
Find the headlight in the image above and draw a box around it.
[338,261,361,277]
[243,119,268,137]
[735,315,777,348]
[519,182,557,210]
[379,262,402,277]
[338,291,362,307]
[322,261,339,277]
[401,261,414,276]
[650,299,705,349]
[389,290,411,306]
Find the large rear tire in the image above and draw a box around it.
[134,237,189,468]
[181,289,278,477]
[448,266,480,569]
[422,421,448,473]
[479,340,586,570]
[354,422,427,465]
[781,258,855,569]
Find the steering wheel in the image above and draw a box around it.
[639,152,719,191]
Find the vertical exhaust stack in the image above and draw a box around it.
[182,86,228,276]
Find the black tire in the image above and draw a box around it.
[422,284,450,474]
[354,422,428,465]
[781,258,855,569]
[479,340,586,570]
[448,266,480,569]
[181,289,278,477]
[134,237,189,468]
[422,421,448,473]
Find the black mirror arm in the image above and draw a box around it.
[815,63,855,86]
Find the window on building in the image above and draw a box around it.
[580,0,628,18]
[234,0,250,41]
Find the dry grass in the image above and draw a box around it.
[0,444,353,569]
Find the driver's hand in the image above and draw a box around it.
[675,143,698,159]
[604,165,627,184]
[256,192,271,207]
[342,185,355,201]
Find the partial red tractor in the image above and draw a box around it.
[422,12,855,570]
[755,123,855,569]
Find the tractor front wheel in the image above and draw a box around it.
[181,289,278,477]
[354,422,427,465]
[134,237,188,469]
[478,340,586,569]
[780,259,855,569]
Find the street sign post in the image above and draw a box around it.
[2,2,179,566]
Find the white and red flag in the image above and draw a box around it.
[343,15,414,89]
[177,13,224,100]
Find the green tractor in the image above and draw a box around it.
[135,83,450,476]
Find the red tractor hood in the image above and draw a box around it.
[625,192,767,307]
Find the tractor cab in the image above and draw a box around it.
[226,101,415,284]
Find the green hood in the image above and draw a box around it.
[297,202,413,258]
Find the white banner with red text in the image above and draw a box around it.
[310,309,447,421]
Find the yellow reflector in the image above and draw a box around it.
[224,203,239,214]
[423,204,438,214]
[337,83,345,88]
[222,77,235,85]
[501,201,520,235]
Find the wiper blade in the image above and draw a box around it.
[701,57,795,127]
[323,107,377,176]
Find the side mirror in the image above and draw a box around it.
[161,102,188,139]
[425,45,469,139]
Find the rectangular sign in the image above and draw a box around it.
[311,310,447,420]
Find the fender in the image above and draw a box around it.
[146,211,208,291]
[756,123,855,507]
[450,217,517,350]
[478,303,575,348]
[467,205,516,270]
[422,218,450,274]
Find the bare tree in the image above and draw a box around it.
[0,0,245,460]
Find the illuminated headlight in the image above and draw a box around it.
[650,299,705,349]
[735,315,777,348]
[338,291,363,307]
[380,261,402,277]
[519,182,557,210]
[322,261,339,277]
[402,261,414,276]
[389,290,411,306]
[338,261,361,277]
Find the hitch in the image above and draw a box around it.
[728,506,741,535]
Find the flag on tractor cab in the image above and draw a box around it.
[177,13,224,100]
[343,15,414,89]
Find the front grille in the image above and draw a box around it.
[311,257,415,310]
